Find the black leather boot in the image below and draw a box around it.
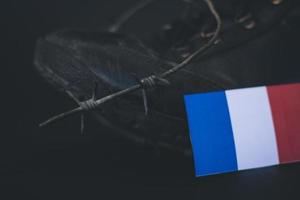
[34,0,300,156]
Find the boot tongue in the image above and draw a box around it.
[148,0,285,62]
[147,0,249,54]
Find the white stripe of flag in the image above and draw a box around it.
[225,87,279,170]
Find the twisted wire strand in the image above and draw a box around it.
[39,0,221,128]
[161,0,221,78]
[140,75,157,89]
[80,99,98,111]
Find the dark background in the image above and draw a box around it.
[2,0,300,199]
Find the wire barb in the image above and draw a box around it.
[139,75,170,115]
[92,81,98,100]
[80,114,85,136]
[39,84,99,134]
[39,0,222,131]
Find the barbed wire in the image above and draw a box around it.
[39,0,222,130]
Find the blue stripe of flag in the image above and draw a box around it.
[184,91,238,176]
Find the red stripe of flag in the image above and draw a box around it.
[267,83,300,164]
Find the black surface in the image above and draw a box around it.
[2,0,300,199]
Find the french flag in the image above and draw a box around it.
[184,83,300,177]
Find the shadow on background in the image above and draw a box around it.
[2,0,300,199]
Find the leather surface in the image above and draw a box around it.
[34,0,300,154]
